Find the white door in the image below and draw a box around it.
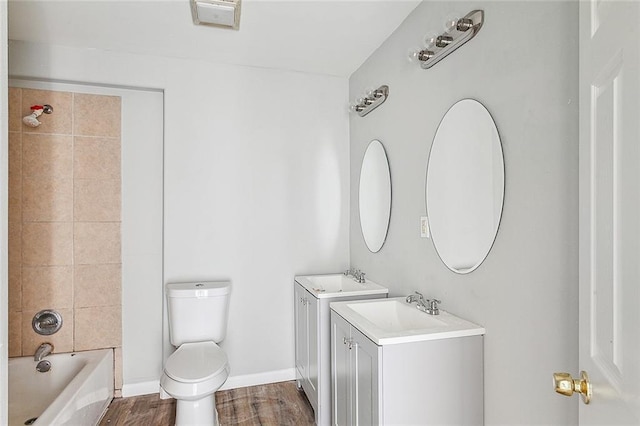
[574,0,640,423]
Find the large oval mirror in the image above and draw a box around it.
[359,140,391,253]
[426,99,504,273]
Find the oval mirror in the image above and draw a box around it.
[359,140,392,253]
[426,99,504,273]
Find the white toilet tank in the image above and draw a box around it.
[166,281,231,346]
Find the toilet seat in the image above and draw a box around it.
[164,341,228,383]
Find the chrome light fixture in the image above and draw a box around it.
[190,0,241,30]
[409,10,484,69]
[349,85,389,117]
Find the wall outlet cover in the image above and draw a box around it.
[421,216,430,238]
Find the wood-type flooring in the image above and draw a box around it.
[99,381,315,425]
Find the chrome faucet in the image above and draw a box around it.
[344,268,366,283]
[34,342,53,362]
[406,291,425,305]
[421,298,441,315]
[406,292,441,315]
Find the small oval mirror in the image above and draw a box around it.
[359,140,392,253]
[426,99,504,273]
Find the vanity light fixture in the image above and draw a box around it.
[409,10,484,69]
[349,85,389,117]
[190,0,241,30]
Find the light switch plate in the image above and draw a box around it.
[421,216,430,238]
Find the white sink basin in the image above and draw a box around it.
[348,299,447,332]
[295,274,388,299]
[331,297,485,345]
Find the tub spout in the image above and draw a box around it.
[34,342,53,361]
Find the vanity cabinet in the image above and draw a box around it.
[332,312,380,425]
[294,275,388,426]
[295,283,319,405]
[330,310,484,426]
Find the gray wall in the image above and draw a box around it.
[349,2,579,424]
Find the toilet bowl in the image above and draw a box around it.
[161,281,231,426]
[161,342,230,424]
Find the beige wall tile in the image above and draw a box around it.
[74,94,121,137]
[74,264,121,308]
[74,179,121,222]
[9,221,21,264]
[22,266,73,310]
[74,222,121,265]
[22,89,72,135]
[75,305,122,351]
[22,133,73,178]
[9,175,21,225]
[22,222,73,266]
[9,263,22,311]
[9,311,22,357]
[114,347,123,391]
[23,177,73,222]
[22,308,74,356]
[9,87,22,132]
[9,132,22,223]
[74,137,121,179]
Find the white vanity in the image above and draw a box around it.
[294,274,388,426]
[330,297,485,425]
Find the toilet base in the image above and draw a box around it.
[175,394,218,426]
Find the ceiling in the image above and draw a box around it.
[7,0,421,77]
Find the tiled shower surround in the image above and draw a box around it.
[7,88,122,388]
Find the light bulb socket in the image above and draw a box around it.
[436,35,453,48]
[456,18,474,31]
[418,50,434,62]
[371,89,383,99]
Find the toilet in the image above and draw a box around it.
[160,281,231,425]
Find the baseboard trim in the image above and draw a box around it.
[121,368,296,397]
[220,368,296,390]
[121,380,160,397]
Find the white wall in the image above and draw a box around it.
[349,2,579,425]
[9,41,350,389]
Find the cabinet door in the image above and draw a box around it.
[331,313,351,426]
[294,284,308,378]
[307,292,319,394]
[352,328,380,426]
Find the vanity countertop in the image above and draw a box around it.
[331,297,485,345]
[295,274,388,299]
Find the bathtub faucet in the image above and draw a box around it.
[34,342,53,362]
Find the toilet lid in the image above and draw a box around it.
[164,341,228,383]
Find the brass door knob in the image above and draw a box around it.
[553,371,592,404]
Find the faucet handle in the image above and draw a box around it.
[428,299,441,314]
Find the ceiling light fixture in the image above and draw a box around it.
[190,0,241,30]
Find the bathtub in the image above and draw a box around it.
[8,349,114,426]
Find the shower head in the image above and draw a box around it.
[22,104,53,128]
[23,111,42,128]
